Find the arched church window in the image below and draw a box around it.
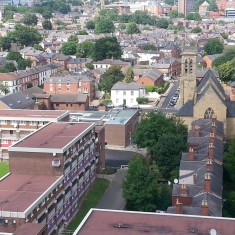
[185,59,188,74]
[189,59,193,74]
[204,107,215,119]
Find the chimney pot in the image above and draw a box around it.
[180,184,187,195]
[204,173,211,192]
[209,132,215,144]
[207,158,213,169]
[208,143,214,160]
[194,125,200,137]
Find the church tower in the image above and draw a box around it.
[179,49,197,106]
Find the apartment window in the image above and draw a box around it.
[83,88,88,94]
[2,140,8,144]
[56,104,59,107]
[5,82,8,86]
[30,121,37,126]
[116,99,119,103]
[10,130,13,134]
[116,91,118,95]
[19,121,26,125]
[123,91,126,96]
[0,120,6,124]
[131,91,134,96]
[11,120,17,125]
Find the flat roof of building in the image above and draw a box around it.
[0,173,59,213]
[0,109,69,121]
[73,209,235,235]
[9,122,94,153]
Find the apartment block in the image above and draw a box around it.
[0,110,69,161]
[0,122,97,235]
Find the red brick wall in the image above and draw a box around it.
[44,83,78,94]
[105,124,126,147]
[9,152,64,176]
[172,196,193,206]
[51,101,89,111]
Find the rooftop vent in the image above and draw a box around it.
[112,223,131,229]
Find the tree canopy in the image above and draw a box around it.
[143,43,157,51]
[60,41,77,55]
[99,65,124,93]
[76,41,94,58]
[168,10,184,19]
[123,155,171,212]
[95,18,115,34]
[224,138,235,182]
[204,38,224,55]
[191,27,202,33]
[126,22,140,35]
[124,67,134,83]
[156,18,169,29]
[86,20,95,29]
[92,37,122,61]
[22,13,38,26]
[186,12,202,21]
[42,20,52,30]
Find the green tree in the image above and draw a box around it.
[143,43,156,51]
[77,30,88,35]
[22,13,38,26]
[131,10,156,25]
[95,18,115,34]
[86,20,95,29]
[93,37,122,61]
[61,41,77,55]
[152,134,187,179]
[124,67,134,83]
[33,44,44,51]
[204,38,224,55]
[42,20,52,30]
[191,27,202,33]
[223,191,235,217]
[168,10,184,19]
[99,65,124,93]
[209,0,218,11]
[68,35,78,43]
[6,51,22,61]
[186,12,202,21]
[123,155,159,212]
[126,22,140,35]
[156,18,169,29]
[5,62,17,72]
[85,62,94,70]
[7,24,42,47]
[17,58,31,70]
[213,47,235,67]
[0,83,9,94]
[76,41,94,58]
[224,138,235,182]
[42,10,52,19]
[164,0,174,5]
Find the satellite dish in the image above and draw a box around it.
[174,179,179,184]
[210,229,217,235]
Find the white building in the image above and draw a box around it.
[111,82,145,107]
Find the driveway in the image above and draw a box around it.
[96,169,127,210]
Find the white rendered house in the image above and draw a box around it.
[111,82,145,107]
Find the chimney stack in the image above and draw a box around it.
[188,147,195,161]
[193,173,197,184]
[207,158,213,170]
[211,122,216,135]
[209,132,215,144]
[180,184,187,195]
[204,173,211,193]
[208,143,214,160]
[194,125,200,137]
[201,200,209,216]
[175,198,183,214]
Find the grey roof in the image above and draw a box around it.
[196,68,219,78]
[177,100,194,117]
[206,54,222,61]
[51,94,88,103]
[144,69,163,81]
[22,87,46,99]
[226,100,235,117]
[0,92,34,109]
[111,82,144,90]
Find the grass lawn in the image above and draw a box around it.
[67,177,110,231]
[0,162,9,178]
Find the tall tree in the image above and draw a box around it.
[126,22,140,35]
[95,18,115,34]
[6,51,22,61]
[156,18,169,29]
[204,38,224,55]
[86,20,95,29]
[60,41,77,55]
[124,67,134,83]
[224,138,235,182]
[22,13,38,26]
[99,65,124,93]
[42,20,52,30]
[76,41,94,58]
[93,37,122,61]
[123,155,171,211]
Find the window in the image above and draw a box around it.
[58,87,61,91]
[116,91,119,95]
[2,140,8,144]
[116,99,119,103]
[204,107,215,119]
[19,121,26,125]
[67,87,70,91]
[123,91,126,96]
[66,104,68,107]
[11,120,17,125]
[10,130,13,134]
[131,91,134,96]
[30,121,37,126]
[0,120,6,124]
[131,99,134,103]
[83,88,88,94]
[56,104,59,107]
[70,104,73,107]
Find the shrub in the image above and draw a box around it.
[102,99,112,105]
[136,97,149,104]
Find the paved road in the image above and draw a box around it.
[96,169,127,210]
[105,149,138,168]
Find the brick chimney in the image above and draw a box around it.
[211,122,216,135]
[208,143,214,160]
[204,173,211,193]
[188,147,195,161]
[230,82,235,101]
[207,158,213,170]
[201,200,209,216]
[194,125,200,137]
[175,198,183,214]
[180,184,187,195]
[209,132,215,144]
[193,173,197,184]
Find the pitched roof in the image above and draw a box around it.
[177,100,194,117]
[111,82,144,90]
[51,94,88,103]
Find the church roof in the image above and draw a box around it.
[226,100,235,117]
[177,100,194,116]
